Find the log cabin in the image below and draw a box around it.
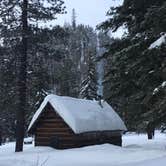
[28,95,127,149]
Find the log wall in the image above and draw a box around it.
[33,103,122,149]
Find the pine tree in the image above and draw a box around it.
[0,0,65,152]
[0,44,17,143]
[79,51,98,100]
[62,24,99,97]
[99,0,166,135]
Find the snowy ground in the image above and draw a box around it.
[0,131,166,166]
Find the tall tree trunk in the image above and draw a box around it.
[146,122,155,140]
[15,0,28,152]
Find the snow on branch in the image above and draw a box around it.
[149,33,166,49]
[152,81,166,95]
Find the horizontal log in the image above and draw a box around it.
[36,128,56,132]
[30,125,70,134]
[42,112,56,116]
[36,135,77,142]
[36,134,74,139]
[36,133,53,137]
[40,115,57,119]
[35,142,49,146]
[61,137,77,141]
[36,128,72,133]
[37,126,71,131]
[36,131,72,136]
[40,119,63,123]
[37,127,57,130]
[37,126,71,130]
[35,140,77,148]
[59,142,76,147]
[36,131,73,136]
[39,121,69,127]
[36,136,50,139]
[36,135,76,139]
[40,123,67,128]
[40,124,65,128]
[36,138,77,144]
[35,139,50,143]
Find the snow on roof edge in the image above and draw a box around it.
[28,95,127,134]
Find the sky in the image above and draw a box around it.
[55,0,123,29]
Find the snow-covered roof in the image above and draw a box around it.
[28,95,127,134]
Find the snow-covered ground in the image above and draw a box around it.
[0,131,166,166]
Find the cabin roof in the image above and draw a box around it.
[28,94,127,134]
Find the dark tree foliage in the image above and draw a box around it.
[99,0,166,135]
[0,0,65,152]
[79,51,98,100]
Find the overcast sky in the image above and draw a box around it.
[55,0,123,28]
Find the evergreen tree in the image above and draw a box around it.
[63,24,99,96]
[0,0,65,152]
[79,51,98,100]
[99,0,166,135]
[0,45,17,142]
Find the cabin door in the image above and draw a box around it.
[50,136,60,149]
